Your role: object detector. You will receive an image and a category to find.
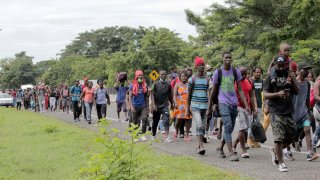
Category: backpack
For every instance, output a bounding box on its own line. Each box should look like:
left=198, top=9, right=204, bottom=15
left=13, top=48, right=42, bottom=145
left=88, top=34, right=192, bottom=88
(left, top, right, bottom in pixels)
left=212, top=67, right=238, bottom=104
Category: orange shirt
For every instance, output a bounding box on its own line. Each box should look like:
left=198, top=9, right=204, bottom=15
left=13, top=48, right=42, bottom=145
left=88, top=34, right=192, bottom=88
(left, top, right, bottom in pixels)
left=83, top=87, right=95, bottom=103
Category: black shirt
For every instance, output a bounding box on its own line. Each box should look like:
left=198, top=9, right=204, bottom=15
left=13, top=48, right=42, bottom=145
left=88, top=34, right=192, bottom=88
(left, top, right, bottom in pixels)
left=263, top=75, right=295, bottom=115
left=253, top=78, right=263, bottom=108
left=152, top=80, right=171, bottom=109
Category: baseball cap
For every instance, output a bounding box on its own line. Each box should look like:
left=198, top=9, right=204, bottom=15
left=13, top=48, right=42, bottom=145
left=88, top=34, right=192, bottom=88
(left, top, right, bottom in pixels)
left=75, top=79, right=80, bottom=82
left=274, top=55, right=286, bottom=64
left=298, top=62, right=311, bottom=70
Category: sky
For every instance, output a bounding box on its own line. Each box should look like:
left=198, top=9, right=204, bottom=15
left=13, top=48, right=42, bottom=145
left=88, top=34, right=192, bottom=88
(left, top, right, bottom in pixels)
left=0, top=0, right=223, bottom=62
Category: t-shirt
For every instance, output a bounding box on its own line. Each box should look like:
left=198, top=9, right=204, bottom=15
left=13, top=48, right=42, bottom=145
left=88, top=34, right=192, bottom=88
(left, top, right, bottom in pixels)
left=61, top=88, right=69, bottom=98
left=95, top=88, right=108, bottom=104
left=16, top=92, right=23, bottom=102
left=38, top=89, right=45, bottom=100
left=263, top=75, right=295, bottom=115
left=115, top=85, right=129, bottom=103
left=253, top=78, right=263, bottom=108
left=70, top=85, right=82, bottom=101
left=171, top=78, right=180, bottom=89
left=12, top=91, right=17, bottom=97
left=188, top=76, right=208, bottom=109
left=235, top=79, right=252, bottom=109
left=212, top=66, right=242, bottom=106
left=50, top=91, right=56, bottom=98
left=83, top=87, right=95, bottom=103
left=130, top=83, right=146, bottom=108
left=152, top=80, right=171, bottom=109
left=293, top=80, right=309, bottom=123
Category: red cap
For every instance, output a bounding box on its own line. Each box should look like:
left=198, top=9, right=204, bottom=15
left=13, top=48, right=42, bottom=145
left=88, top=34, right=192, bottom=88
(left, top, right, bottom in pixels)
left=291, top=61, right=297, bottom=72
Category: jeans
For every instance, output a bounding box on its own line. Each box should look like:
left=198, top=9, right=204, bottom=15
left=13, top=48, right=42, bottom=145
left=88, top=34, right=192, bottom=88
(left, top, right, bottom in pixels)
left=84, top=101, right=93, bottom=121
left=132, top=106, right=148, bottom=134
left=72, top=101, right=80, bottom=119
left=38, top=98, right=44, bottom=112
left=191, top=108, right=207, bottom=136
left=82, top=101, right=87, bottom=120
left=152, top=106, right=170, bottom=136
left=96, top=103, right=107, bottom=120
left=219, top=103, right=238, bottom=143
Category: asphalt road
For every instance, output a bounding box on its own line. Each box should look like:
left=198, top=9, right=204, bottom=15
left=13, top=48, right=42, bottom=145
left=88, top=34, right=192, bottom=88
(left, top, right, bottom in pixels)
left=42, top=100, right=320, bottom=180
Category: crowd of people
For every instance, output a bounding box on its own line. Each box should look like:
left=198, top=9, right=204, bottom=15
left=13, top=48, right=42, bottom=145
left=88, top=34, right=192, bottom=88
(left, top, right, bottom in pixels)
left=4, top=42, right=320, bottom=172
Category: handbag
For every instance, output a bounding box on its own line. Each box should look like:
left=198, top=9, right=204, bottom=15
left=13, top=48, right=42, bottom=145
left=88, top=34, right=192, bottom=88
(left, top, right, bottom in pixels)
left=251, top=118, right=267, bottom=143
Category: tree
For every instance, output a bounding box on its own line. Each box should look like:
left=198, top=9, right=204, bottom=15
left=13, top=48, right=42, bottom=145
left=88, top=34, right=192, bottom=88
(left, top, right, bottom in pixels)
left=0, top=52, right=36, bottom=88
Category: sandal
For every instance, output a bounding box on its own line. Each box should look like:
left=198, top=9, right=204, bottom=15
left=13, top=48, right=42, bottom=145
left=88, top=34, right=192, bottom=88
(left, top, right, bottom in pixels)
left=241, top=152, right=250, bottom=158
left=196, top=148, right=206, bottom=155
left=173, top=132, right=178, bottom=140
left=184, top=136, right=192, bottom=142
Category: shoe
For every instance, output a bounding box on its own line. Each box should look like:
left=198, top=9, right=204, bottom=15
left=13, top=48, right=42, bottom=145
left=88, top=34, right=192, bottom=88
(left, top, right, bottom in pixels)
left=216, top=148, right=226, bottom=158
left=74, top=119, right=77, bottom=122
left=179, top=134, right=184, bottom=138
left=278, top=163, right=288, bottom=172
left=189, top=132, right=193, bottom=136
left=161, top=131, right=166, bottom=134
left=164, top=137, right=173, bottom=143
left=202, top=136, right=209, bottom=143
left=230, top=153, right=239, bottom=161
left=270, top=148, right=279, bottom=165
left=307, top=152, right=319, bottom=161
left=212, top=130, right=218, bottom=136
left=173, top=132, right=178, bottom=140
left=147, top=126, right=152, bottom=131
left=151, top=136, right=156, bottom=141
left=184, top=136, right=192, bottom=142
left=247, top=138, right=261, bottom=148
left=299, top=140, right=303, bottom=148
left=284, top=151, right=295, bottom=161
left=140, top=135, right=147, bottom=142
left=125, top=118, right=129, bottom=121
left=233, top=148, right=237, bottom=153
left=241, top=152, right=250, bottom=158
left=196, top=148, right=206, bottom=155
left=88, top=120, right=91, bottom=124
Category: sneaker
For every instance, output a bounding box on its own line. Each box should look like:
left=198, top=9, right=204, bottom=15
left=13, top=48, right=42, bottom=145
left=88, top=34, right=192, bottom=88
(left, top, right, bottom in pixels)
left=189, top=132, right=193, bottom=136
left=164, top=137, right=173, bottom=143
left=196, top=148, right=206, bottom=155
left=307, top=152, right=319, bottom=161
left=161, top=131, right=166, bottom=134
left=88, top=120, right=91, bottom=124
left=284, top=151, right=295, bottom=161
left=179, top=134, right=184, bottom=138
left=74, top=119, right=77, bottom=122
left=202, top=136, right=209, bottom=143
left=241, top=152, right=250, bottom=158
left=216, top=148, right=226, bottom=158
left=230, top=153, right=239, bottom=161
left=151, top=136, right=156, bottom=141
left=140, top=135, right=147, bottom=142
left=278, top=163, right=288, bottom=172
left=270, top=148, right=279, bottom=165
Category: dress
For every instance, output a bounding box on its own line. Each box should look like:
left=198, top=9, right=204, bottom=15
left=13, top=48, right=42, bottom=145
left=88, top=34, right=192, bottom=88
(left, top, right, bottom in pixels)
left=173, top=83, right=191, bottom=120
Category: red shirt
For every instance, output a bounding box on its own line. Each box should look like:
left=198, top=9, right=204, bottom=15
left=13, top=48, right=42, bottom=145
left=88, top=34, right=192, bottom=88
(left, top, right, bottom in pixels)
left=235, top=79, right=253, bottom=108
left=171, top=77, right=180, bottom=89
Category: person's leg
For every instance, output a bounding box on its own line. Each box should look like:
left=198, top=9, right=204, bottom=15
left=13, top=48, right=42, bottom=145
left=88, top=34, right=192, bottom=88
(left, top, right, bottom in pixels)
left=132, top=107, right=141, bottom=129
left=152, top=110, right=161, bottom=137
left=185, top=119, right=191, bottom=138
left=122, top=102, right=128, bottom=121
left=96, top=104, right=102, bottom=120
left=304, top=125, right=312, bottom=152
left=82, top=101, right=87, bottom=120
left=192, top=108, right=205, bottom=152
left=140, top=107, right=148, bottom=134
left=180, top=120, right=185, bottom=136
left=161, top=107, right=170, bottom=138
left=101, top=104, right=107, bottom=119
left=274, top=142, right=284, bottom=164
left=263, top=112, right=270, bottom=132
left=116, top=102, right=121, bottom=119
left=175, top=119, right=181, bottom=135
left=72, top=101, right=77, bottom=120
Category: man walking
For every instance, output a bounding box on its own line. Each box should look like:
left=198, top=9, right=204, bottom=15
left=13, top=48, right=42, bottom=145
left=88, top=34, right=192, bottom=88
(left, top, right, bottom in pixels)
left=151, top=70, right=173, bottom=142
left=207, top=51, right=249, bottom=161
left=70, top=80, right=82, bottom=121
left=95, top=79, right=111, bottom=121
left=264, top=55, right=299, bottom=172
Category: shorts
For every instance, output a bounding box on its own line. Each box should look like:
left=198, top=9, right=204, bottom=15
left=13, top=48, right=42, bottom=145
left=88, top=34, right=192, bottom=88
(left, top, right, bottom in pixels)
left=117, top=102, right=127, bottom=112
left=296, top=118, right=311, bottom=129
left=62, top=97, right=70, bottom=106
left=270, top=114, right=296, bottom=144
left=235, top=107, right=253, bottom=131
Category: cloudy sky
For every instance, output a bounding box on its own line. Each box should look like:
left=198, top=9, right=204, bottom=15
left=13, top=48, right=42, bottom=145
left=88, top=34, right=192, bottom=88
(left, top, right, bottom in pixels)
left=0, top=0, right=223, bottom=62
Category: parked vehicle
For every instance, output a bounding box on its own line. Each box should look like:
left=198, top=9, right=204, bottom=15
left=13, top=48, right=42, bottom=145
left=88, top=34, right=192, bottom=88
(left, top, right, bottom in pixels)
left=0, top=93, right=14, bottom=107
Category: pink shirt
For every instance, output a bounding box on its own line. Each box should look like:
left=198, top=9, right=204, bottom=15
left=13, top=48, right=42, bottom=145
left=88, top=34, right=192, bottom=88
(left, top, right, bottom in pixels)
left=83, top=87, right=95, bottom=103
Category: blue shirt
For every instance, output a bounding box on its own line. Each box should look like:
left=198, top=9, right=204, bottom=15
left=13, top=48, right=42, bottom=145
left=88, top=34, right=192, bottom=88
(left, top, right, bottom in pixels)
left=130, top=84, right=146, bottom=108
left=70, top=85, right=82, bottom=102
left=116, top=85, right=129, bottom=103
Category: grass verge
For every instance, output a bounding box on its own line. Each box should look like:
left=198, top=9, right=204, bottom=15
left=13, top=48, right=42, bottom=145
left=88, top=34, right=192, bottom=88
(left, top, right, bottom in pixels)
left=0, top=108, right=248, bottom=180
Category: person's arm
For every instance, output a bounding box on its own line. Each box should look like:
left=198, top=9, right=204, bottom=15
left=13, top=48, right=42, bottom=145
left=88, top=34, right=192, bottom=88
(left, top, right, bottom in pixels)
left=145, top=89, right=149, bottom=112
left=290, top=78, right=299, bottom=95
left=168, top=85, right=174, bottom=110
left=106, top=90, right=110, bottom=105
left=150, top=83, right=157, bottom=112
left=250, top=86, right=258, bottom=116
left=173, top=83, right=178, bottom=108
left=80, top=89, right=85, bottom=100
left=263, top=76, right=285, bottom=99
left=187, top=78, right=193, bottom=116
left=129, top=90, right=135, bottom=113
left=207, top=84, right=218, bottom=115
left=314, top=78, right=320, bottom=102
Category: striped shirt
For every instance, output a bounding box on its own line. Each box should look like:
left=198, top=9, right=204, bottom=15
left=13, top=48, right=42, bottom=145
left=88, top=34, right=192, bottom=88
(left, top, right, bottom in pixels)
left=188, top=76, right=209, bottom=109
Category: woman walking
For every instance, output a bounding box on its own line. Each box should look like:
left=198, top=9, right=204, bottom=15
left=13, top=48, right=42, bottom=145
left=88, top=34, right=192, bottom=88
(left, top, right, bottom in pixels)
left=173, top=71, right=192, bottom=141
left=80, top=81, right=95, bottom=124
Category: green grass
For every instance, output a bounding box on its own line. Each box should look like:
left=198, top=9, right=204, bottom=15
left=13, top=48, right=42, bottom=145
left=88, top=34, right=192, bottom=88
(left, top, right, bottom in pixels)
left=0, top=108, right=248, bottom=180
